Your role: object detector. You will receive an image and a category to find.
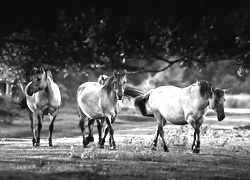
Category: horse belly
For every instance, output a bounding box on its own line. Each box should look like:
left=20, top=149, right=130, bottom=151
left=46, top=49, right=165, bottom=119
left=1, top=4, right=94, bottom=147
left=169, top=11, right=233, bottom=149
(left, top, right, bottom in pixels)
left=149, top=88, right=187, bottom=125
left=78, top=92, right=103, bottom=119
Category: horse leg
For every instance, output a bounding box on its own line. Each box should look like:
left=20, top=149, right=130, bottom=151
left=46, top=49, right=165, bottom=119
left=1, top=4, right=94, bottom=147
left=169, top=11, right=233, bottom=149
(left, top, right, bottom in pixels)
left=109, top=115, right=116, bottom=147
left=100, top=117, right=116, bottom=149
left=97, top=120, right=104, bottom=145
left=86, top=119, right=95, bottom=144
left=36, top=114, right=43, bottom=146
left=78, top=107, right=88, bottom=148
left=48, top=111, right=58, bottom=146
left=191, top=131, right=197, bottom=151
left=188, top=116, right=203, bottom=153
left=154, top=112, right=169, bottom=152
left=99, top=123, right=109, bottom=149
left=192, top=129, right=200, bottom=153
left=29, top=111, right=37, bottom=146
left=152, top=125, right=159, bottom=151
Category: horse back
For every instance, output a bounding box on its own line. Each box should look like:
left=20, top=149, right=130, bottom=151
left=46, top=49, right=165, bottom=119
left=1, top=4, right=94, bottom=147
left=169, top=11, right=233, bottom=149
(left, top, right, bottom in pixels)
left=148, top=86, right=186, bottom=125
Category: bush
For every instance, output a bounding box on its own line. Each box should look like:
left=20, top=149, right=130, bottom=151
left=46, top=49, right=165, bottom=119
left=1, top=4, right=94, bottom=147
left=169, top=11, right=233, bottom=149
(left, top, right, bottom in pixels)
left=225, top=94, right=250, bottom=109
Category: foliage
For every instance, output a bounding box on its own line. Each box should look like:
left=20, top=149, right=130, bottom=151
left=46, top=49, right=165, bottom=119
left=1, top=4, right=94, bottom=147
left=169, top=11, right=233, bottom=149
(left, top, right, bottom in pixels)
left=1, top=0, right=250, bottom=79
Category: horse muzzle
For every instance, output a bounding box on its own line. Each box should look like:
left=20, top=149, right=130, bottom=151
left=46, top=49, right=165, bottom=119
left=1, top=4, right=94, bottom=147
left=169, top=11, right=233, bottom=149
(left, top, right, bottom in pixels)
left=217, top=114, right=225, bottom=121
left=117, top=94, right=123, bottom=100
left=27, top=88, right=34, bottom=96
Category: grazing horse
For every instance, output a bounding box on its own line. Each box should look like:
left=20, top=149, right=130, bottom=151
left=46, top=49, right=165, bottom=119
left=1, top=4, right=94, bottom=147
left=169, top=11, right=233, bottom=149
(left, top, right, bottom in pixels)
left=20, top=68, right=61, bottom=146
left=134, top=80, right=226, bottom=153
left=77, top=70, right=142, bottom=149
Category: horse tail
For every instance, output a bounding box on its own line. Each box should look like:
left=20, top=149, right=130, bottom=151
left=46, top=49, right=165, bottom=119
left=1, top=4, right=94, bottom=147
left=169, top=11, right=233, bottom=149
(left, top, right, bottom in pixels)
left=134, top=90, right=154, bottom=117
left=124, top=86, right=143, bottom=99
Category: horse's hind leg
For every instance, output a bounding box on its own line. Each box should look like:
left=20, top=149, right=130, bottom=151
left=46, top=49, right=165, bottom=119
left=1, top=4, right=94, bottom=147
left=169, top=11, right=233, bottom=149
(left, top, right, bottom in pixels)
left=78, top=107, right=88, bottom=148
left=97, top=120, right=104, bottom=145
left=152, top=126, right=159, bottom=150
left=154, top=111, right=169, bottom=152
left=48, top=110, right=58, bottom=146
left=86, top=119, right=95, bottom=144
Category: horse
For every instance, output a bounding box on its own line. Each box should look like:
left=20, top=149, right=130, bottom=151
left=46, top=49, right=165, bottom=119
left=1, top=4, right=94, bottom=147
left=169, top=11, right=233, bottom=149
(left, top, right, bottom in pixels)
left=19, top=67, right=61, bottom=146
left=134, top=80, right=226, bottom=153
left=86, top=74, right=122, bottom=146
left=77, top=70, right=142, bottom=149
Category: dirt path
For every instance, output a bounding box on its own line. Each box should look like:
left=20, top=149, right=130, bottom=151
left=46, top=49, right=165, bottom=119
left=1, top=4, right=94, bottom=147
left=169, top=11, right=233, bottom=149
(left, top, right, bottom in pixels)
left=0, top=107, right=250, bottom=179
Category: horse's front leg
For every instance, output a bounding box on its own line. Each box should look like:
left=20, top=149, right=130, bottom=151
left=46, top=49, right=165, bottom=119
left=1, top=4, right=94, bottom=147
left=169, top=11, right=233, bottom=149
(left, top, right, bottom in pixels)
left=36, top=114, right=43, bottom=146
left=29, top=111, right=37, bottom=146
left=192, top=129, right=200, bottom=153
left=48, top=110, right=58, bottom=146
left=100, top=117, right=117, bottom=150
left=188, top=116, right=202, bottom=153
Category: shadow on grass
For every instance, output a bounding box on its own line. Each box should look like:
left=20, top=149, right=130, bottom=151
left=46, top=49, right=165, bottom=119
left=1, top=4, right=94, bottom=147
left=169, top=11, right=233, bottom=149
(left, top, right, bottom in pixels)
left=0, top=171, right=105, bottom=180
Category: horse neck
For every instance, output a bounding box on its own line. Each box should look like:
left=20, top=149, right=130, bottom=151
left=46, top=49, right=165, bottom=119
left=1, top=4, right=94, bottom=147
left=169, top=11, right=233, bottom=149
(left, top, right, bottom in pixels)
left=44, top=76, right=56, bottom=96
left=189, top=85, right=210, bottom=109
left=102, top=76, right=118, bottom=104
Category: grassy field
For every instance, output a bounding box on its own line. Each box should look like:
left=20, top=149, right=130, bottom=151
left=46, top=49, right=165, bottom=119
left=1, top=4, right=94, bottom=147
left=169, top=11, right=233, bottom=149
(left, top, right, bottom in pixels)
left=0, top=103, right=250, bottom=180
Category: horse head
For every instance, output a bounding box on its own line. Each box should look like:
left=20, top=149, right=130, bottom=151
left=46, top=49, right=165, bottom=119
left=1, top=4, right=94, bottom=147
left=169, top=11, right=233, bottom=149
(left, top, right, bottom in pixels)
left=26, top=67, right=47, bottom=96
left=112, top=70, right=127, bottom=100
left=98, top=75, right=109, bottom=85
left=210, top=88, right=226, bottom=121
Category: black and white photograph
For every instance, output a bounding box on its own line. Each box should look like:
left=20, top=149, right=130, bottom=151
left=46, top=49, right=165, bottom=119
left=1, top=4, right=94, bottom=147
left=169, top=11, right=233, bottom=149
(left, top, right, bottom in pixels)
left=0, top=1, right=249, bottom=179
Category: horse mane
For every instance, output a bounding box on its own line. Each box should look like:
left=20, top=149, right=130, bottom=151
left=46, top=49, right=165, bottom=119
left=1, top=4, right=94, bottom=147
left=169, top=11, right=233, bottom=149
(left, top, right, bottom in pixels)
left=45, top=69, right=53, bottom=81
left=196, top=80, right=215, bottom=98
left=102, top=75, right=115, bottom=94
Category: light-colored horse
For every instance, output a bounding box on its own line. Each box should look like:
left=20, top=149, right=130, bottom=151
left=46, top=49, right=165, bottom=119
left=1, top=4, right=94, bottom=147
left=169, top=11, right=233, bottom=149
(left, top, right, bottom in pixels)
left=134, top=80, right=226, bottom=153
left=77, top=70, right=127, bottom=149
left=86, top=74, right=122, bottom=146
left=21, top=68, right=61, bottom=146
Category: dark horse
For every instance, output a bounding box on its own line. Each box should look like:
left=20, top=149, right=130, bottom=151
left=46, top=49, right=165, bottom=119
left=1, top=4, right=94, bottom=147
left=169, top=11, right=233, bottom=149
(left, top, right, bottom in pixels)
left=134, top=80, right=226, bottom=153
left=19, top=68, right=61, bottom=146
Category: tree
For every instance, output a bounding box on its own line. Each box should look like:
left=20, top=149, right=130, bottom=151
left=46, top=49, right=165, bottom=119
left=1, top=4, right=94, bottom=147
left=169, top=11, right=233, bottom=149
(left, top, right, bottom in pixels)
left=1, top=0, right=250, bottom=80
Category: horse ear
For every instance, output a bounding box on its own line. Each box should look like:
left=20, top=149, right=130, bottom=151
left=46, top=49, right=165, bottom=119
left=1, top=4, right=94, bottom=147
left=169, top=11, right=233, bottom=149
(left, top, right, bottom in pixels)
left=123, top=69, right=127, bottom=76
left=40, top=67, right=44, bottom=73
left=113, top=70, right=117, bottom=76
left=223, top=89, right=229, bottom=93
left=211, top=87, right=215, bottom=94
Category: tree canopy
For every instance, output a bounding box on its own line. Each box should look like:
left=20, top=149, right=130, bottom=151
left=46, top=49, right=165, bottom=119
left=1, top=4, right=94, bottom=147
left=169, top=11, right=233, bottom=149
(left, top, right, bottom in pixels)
left=1, top=0, right=250, bottom=80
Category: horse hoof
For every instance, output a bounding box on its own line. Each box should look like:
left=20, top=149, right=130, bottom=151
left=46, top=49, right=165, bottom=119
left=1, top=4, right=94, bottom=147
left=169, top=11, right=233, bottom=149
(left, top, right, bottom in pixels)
left=151, top=146, right=157, bottom=151
left=99, top=144, right=104, bottom=149
left=86, top=136, right=94, bottom=144
left=192, top=148, right=200, bottom=153
left=164, top=148, right=169, bottom=152
left=36, top=143, right=40, bottom=147
left=109, top=146, right=117, bottom=150
left=49, top=143, right=53, bottom=147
